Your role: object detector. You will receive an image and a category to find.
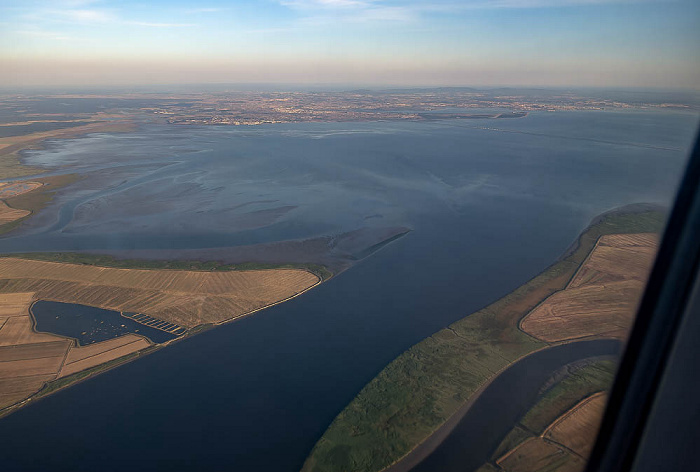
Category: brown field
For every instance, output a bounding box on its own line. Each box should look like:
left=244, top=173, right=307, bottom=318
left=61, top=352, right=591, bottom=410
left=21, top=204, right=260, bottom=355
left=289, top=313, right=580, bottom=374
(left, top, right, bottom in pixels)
left=59, top=335, right=151, bottom=378
left=0, top=341, right=73, bottom=363
left=0, top=256, right=321, bottom=411
left=497, top=437, right=585, bottom=472
left=568, top=234, right=659, bottom=288
left=0, top=374, right=57, bottom=410
left=496, top=392, right=608, bottom=472
left=0, top=293, right=72, bottom=409
left=0, top=258, right=320, bottom=327
left=544, top=392, right=608, bottom=458
left=0, top=292, right=152, bottom=411
left=521, top=234, right=658, bottom=342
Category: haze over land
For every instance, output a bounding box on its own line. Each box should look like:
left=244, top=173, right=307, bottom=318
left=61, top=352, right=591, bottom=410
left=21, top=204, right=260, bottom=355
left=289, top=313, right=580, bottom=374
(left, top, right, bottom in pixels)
left=1, top=0, right=699, bottom=89
left=0, top=85, right=696, bottom=471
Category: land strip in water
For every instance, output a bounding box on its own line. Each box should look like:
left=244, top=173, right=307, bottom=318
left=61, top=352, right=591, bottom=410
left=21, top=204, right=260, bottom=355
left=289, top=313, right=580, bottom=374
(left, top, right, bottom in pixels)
left=0, top=257, right=325, bottom=417
left=301, top=208, right=663, bottom=472
left=479, top=359, right=616, bottom=472
left=0, top=292, right=152, bottom=413
left=521, top=233, right=658, bottom=342
left=0, top=257, right=320, bottom=328
left=493, top=391, right=608, bottom=472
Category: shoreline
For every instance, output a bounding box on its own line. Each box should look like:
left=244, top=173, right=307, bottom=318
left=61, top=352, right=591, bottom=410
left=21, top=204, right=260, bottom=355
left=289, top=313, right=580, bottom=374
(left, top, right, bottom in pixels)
left=383, top=341, right=620, bottom=472
left=381, top=343, right=556, bottom=472
left=0, top=262, right=325, bottom=420
left=0, top=227, right=408, bottom=420
left=301, top=207, right=665, bottom=472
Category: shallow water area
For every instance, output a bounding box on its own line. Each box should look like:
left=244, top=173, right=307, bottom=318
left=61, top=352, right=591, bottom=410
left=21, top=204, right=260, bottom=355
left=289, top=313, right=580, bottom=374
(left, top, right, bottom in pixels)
left=32, top=300, right=177, bottom=345
left=0, top=110, right=697, bottom=471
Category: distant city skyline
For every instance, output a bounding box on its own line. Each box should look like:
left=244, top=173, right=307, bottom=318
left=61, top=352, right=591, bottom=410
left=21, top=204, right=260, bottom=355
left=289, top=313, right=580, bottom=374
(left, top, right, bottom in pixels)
left=1, top=0, right=699, bottom=89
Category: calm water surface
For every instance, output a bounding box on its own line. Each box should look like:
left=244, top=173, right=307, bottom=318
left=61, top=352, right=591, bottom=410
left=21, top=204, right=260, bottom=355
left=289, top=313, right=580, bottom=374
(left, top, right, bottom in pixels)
left=409, top=340, right=621, bottom=472
left=0, top=110, right=697, bottom=471
left=32, top=301, right=177, bottom=345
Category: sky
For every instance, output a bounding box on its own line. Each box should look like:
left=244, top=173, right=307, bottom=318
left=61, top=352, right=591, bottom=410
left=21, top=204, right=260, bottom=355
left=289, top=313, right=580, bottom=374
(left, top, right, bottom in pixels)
left=1, top=0, right=699, bottom=89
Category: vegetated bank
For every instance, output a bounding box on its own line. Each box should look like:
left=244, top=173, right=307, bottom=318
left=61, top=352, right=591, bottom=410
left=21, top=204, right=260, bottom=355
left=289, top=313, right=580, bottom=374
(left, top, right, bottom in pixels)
left=478, top=358, right=616, bottom=472
left=301, top=206, right=665, bottom=472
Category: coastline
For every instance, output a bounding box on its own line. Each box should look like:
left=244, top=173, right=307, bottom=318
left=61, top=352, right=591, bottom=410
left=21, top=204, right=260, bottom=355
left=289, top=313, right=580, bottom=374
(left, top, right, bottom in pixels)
left=381, top=343, right=557, bottom=472
left=301, top=207, right=665, bottom=472
left=0, top=262, right=326, bottom=420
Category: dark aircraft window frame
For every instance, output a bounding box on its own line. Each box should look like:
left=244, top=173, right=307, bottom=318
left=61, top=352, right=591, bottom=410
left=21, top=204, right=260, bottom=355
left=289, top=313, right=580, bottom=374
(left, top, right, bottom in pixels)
left=587, top=128, right=700, bottom=472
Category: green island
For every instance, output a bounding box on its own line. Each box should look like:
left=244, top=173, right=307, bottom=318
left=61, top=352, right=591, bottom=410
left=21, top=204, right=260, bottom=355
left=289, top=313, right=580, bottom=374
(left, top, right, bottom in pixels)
left=301, top=209, right=665, bottom=472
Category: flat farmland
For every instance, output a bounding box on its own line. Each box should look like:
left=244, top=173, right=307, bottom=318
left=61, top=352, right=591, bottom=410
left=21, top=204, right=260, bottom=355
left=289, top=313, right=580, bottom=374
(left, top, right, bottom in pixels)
left=544, top=392, right=608, bottom=458
left=497, top=437, right=585, bottom=472
left=0, top=341, right=73, bottom=362
left=59, top=335, right=151, bottom=378
left=0, top=256, right=322, bottom=413
left=0, top=293, right=72, bottom=409
left=520, top=233, right=658, bottom=342
left=0, top=355, right=68, bottom=379
left=0, top=292, right=152, bottom=412
left=568, top=234, right=659, bottom=288
left=0, top=316, right=66, bottom=346
left=0, top=374, right=57, bottom=410
left=0, top=258, right=320, bottom=327
left=495, top=392, right=608, bottom=472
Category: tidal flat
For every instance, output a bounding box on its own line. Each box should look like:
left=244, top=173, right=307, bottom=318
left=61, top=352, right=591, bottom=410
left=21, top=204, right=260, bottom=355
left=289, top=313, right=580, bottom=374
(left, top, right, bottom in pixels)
left=0, top=109, right=697, bottom=471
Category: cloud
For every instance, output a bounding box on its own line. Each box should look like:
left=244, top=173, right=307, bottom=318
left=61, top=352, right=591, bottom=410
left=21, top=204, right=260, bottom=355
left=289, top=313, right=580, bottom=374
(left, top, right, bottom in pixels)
left=281, top=0, right=417, bottom=23
left=17, top=29, right=76, bottom=41
left=465, top=0, right=656, bottom=7
left=56, top=8, right=115, bottom=23
left=281, top=0, right=669, bottom=14
left=18, top=4, right=196, bottom=29
left=281, top=0, right=372, bottom=8
left=54, top=0, right=104, bottom=7
left=183, top=7, right=228, bottom=13
left=126, top=21, right=195, bottom=28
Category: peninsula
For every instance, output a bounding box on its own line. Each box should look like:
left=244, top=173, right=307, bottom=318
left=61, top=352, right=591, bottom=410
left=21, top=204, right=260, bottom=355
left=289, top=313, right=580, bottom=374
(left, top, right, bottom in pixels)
left=301, top=208, right=664, bottom=472
left=0, top=258, right=323, bottom=418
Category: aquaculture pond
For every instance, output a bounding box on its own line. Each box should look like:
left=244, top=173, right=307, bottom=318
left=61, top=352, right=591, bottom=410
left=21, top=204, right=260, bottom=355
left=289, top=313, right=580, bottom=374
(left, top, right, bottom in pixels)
left=32, top=301, right=178, bottom=345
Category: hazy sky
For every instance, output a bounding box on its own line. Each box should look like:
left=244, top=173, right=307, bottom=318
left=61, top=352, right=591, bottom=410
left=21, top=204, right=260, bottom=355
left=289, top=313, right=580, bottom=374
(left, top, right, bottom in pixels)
left=1, top=0, right=699, bottom=89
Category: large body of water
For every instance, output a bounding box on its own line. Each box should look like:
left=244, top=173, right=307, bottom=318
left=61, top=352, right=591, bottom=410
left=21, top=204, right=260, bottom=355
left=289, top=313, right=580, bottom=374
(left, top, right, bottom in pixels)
left=0, top=110, right=697, bottom=471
